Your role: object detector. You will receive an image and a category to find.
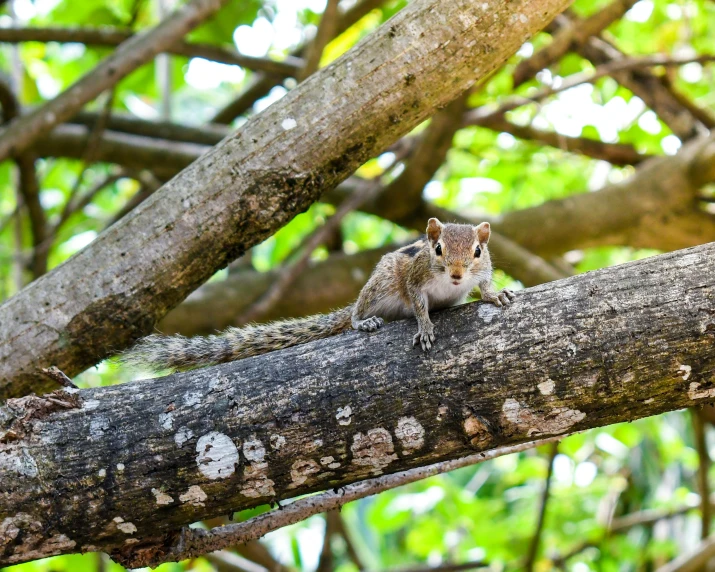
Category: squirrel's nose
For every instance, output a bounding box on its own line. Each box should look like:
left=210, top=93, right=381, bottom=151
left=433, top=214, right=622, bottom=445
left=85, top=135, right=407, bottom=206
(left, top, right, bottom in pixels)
left=450, top=272, right=462, bottom=280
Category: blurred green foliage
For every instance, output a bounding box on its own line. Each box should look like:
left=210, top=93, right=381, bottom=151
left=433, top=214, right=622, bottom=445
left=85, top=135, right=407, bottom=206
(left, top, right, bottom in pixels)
left=1, top=0, right=714, bottom=570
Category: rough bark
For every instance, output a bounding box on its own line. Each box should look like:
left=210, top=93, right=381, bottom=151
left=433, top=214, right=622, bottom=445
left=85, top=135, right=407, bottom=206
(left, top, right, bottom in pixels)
left=0, top=0, right=572, bottom=400
left=1, top=242, right=714, bottom=566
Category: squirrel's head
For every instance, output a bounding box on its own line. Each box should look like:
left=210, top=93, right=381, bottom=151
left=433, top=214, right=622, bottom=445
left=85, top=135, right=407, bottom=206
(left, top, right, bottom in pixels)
left=426, top=218, right=491, bottom=285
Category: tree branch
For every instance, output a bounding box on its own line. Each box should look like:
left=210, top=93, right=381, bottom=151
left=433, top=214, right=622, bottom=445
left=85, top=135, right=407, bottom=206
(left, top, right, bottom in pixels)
left=298, top=0, right=341, bottom=82
left=0, top=26, right=303, bottom=77
left=692, top=410, right=711, bottom=539
left=1, top=242, right=713, bottom=566
left=512, top=0, right=638, bottom=88
left=0, top=0, right=572, bottom=398
left=210, top=0, right=387, bottom=124
left=524, top=442, right=558, bottom=572
left=474, top=113, right=651, bottom=166
left=0, top=0, right=227, bottom=163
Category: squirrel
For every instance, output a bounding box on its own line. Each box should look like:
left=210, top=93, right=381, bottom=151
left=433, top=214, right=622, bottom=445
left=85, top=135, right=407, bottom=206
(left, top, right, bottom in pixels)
left=122, top=217, right=515, bottom=371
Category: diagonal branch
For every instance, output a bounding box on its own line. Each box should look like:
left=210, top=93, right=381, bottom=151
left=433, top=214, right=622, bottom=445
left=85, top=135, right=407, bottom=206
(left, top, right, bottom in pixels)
left=0, top=0, right=572, bottom=399
left=298, top=0, right=341, bottom=82
left=0, top=26, right=303, bottom=77
left=210, top=0, right=387, bottom=124
left=524, top=442, right=559, bottom=572
left=0, top=0, right=228, bottom=163
left=512, top=0, right=638, bottom=88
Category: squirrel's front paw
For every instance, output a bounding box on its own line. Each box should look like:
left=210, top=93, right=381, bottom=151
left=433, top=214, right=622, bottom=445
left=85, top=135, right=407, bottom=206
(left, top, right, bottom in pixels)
left=413, top=326, right=435, bottom=351
left=357, top=316, right=384, bottom=332
left=484, top=288, right=516, bottom=308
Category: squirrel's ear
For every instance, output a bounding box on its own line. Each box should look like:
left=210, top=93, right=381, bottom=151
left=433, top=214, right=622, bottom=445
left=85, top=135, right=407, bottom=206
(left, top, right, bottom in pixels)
left=476, top=222, right=491, bottom=245
left=426, top=218, right=443, bottom=243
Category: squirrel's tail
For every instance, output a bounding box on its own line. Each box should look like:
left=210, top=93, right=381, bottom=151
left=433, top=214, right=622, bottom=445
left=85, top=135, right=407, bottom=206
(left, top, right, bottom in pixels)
left=122, top=306, right=353, bottom=372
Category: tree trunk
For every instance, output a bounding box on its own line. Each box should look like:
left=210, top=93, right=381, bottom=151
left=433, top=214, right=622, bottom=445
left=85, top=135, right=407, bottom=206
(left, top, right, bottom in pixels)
left=1, top=242, right=713, bottom=566
left=0, top=0, right=571, bottom=400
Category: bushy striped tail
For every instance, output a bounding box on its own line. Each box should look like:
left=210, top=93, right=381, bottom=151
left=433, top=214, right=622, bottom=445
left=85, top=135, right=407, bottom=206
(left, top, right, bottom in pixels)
left=121, top=306, right=353, bottom=372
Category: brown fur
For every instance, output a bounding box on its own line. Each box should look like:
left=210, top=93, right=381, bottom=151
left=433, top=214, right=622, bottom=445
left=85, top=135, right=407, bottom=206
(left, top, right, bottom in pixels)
left=122, top=219, right=515, bottom=372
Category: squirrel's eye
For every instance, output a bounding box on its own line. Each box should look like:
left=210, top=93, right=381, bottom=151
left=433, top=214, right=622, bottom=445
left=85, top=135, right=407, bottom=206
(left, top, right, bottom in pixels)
left=435, top=244, right=442, bottom=256
left=474, top=246, right=481, bottom=258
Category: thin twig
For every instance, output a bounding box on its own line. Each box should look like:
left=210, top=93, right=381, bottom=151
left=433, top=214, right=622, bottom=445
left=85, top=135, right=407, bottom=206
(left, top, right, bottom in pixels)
left=235, top=148, right=409, bottom=326
left=334, top=510, right=365, bottom=570
left=210, top=0, right=386, bottom=123
left=129, top=436, right=564, bottom=568
left=465, top=53, right=715, bottom=126
left=39, top=366, right=79, bottom=390
left=0, top=27, right=302, bottom=77
left=692, top=410, right=711, bottom=539
left=316, top=510, right=340, bottom=572
left=299, top=0, right=341, bottom=81
left=513, top=0, right=638, bottom=88
left=524, top=441, right=559, bottom=572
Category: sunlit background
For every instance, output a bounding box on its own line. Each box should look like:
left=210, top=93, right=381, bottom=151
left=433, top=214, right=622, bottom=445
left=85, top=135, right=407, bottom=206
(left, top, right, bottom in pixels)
left=1, top=0, right=714, bottom=570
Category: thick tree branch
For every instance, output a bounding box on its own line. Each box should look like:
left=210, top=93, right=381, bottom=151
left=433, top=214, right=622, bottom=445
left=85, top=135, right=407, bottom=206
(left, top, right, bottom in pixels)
left=0, top=0, right=571, bottom=398
left=1, top=242, right=713, bottom=566
left=0, top=0, right=227, bottom=163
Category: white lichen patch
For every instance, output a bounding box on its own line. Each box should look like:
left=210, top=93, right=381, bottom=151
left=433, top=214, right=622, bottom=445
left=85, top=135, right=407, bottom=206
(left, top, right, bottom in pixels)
left=478, top=304, right=500, bottom=323
left=196, top=432, right=238, bottom=480
left=394, top=417, right=425, bottom=455
left=502, top=398, right=585, bottom=437
left=336, top=405, right=352, bottom=426
left=243, top=436, right=266, bottom=462
left=289, top=459, right=321, bottom=488
left=537, top=379, right=555, bottom=396
left=175, top=426, right=194, bottom=448
left=179, top=485, right=207, bottom=507
left=281, top=117, right=297, bottom=130
left=321, top=456, right=340, bottom=469
left=351, top=428, right=397, bottom=474
left=270, top=434, right=286, bottom=450
left=241, top=462, right=276, bottom=498
left=437, top=405, right=449, bottom=421
left=83, top=399, right=100, bottom=411
left=117, top=522, right=137, bottom=535
left=159, top=412, right=174, bottom=430
left=183, top=391, right=202, bottom=408
left=151, top=488, right=174, bottom=506
left=98, top=469, right=106, bottom=478
left=689, top=382, right=715, bottom=400
left=679, top=364, right=692, bottom=381
left=0, top=449, right=38, bottom=478
left=116, top=463, right=125, bottom=472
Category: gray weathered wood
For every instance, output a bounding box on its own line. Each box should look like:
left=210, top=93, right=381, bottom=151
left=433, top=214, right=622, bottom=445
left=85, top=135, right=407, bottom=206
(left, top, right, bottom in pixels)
left=1, top=242, right=713, bottom=566
left=0, top=0, right=570, bottom=400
